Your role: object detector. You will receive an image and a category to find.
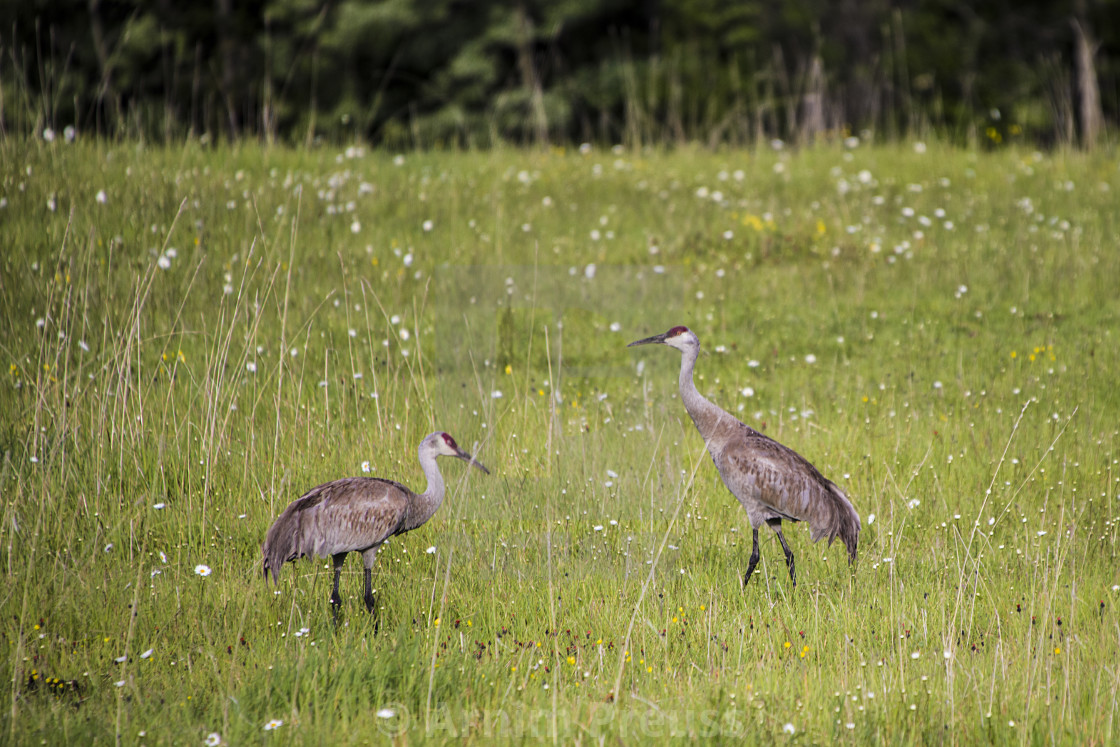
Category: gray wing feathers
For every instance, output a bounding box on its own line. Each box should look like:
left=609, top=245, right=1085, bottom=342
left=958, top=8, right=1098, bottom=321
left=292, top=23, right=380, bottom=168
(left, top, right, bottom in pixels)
left=261, top=478, right=411, bottom=584
left=718, top=435, right=861, bottom=562
left=806, top=481, right=860, bottom=562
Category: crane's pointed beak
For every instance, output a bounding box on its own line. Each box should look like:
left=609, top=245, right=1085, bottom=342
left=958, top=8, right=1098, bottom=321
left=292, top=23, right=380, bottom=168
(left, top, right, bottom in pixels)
left=627, top=332, right=667, bottom=348
left=456, top=448, right=490, bottom=475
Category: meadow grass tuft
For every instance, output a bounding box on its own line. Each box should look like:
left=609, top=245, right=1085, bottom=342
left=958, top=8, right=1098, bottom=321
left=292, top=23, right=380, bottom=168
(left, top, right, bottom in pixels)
left=2, top=138, right=1119, bottom=743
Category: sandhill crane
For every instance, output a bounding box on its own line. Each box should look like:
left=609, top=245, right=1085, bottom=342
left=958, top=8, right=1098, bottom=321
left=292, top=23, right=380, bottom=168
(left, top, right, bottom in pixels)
left=262, top=431, right=489, bottom=613
left=628, top=326, right=859, bottom=587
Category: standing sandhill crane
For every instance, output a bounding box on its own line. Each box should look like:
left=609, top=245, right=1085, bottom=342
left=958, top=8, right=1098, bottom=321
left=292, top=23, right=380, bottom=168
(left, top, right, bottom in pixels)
left=628, top=326, right=859, bottom=587
left=262, top=432, right=489, bottom=613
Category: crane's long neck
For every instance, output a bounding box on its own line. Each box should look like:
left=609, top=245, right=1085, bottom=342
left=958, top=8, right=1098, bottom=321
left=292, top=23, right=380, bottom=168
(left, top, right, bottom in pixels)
left=405, top=447, right=446, bottom=532
left=677, top=345, right=729, bottom=443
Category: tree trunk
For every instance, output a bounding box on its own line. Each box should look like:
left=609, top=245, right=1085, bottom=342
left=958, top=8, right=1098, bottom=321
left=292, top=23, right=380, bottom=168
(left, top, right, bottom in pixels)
left=215, top=0, right=240, bottom=137
left=773, top=45, right=795, bottom=140
left=891, top=8, right=911, bottom=138
left=88, top=0, right=117, bottom=131
left=1071, top=17, right=1103, bottom=149
left=516, top=3, right=548, bottom=147
left=801, top=55, right=825, bottom=144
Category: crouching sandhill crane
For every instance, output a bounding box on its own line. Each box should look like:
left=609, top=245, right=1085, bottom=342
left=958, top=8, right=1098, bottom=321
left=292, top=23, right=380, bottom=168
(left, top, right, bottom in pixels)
left=262, top=432, right=488, bottom=613
left=628, top=326, right=859, bottom=587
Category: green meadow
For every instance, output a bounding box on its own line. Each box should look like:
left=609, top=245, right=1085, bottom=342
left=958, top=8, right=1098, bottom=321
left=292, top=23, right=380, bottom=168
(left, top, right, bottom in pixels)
left=2, top=137, right=1119, bottom=744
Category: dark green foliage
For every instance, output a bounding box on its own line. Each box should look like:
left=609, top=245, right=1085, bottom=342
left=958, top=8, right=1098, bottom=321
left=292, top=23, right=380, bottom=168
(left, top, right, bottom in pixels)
left=1, top=0, right=1118, bottom=144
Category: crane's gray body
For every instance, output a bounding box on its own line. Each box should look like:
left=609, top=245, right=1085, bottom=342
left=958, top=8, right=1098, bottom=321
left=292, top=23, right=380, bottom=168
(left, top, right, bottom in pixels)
left=261, top=432, right=488, bottom=612
left=629, top=326, right=859, bottom=586
left=689, top=404, right=859, bottom=553
left=262, top=476, right=424, bottom=582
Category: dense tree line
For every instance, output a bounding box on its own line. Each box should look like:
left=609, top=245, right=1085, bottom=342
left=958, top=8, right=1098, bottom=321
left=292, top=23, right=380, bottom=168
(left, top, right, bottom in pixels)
left=2, top=0, right=1116, bottom=147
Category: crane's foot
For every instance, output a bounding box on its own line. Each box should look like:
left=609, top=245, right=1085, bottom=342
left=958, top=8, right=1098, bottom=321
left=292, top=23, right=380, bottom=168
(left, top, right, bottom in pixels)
left=364, top=592, right=377, bottom=614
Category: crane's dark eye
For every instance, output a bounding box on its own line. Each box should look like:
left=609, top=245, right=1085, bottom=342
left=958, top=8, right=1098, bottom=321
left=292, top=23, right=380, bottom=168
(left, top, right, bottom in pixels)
left=441, top=433, right=457, bottom=449
left=667, top=325, right=689, bottom=337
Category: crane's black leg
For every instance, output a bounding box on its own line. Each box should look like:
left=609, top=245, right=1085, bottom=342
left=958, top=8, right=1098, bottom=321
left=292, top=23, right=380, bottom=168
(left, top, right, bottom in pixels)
left=770, top=521, right=796, bottom=587
left=359, top=547, right=382, bottom=631
left=743, top=527, right=761, bottom=586
left=363, top=567, right=381, bottom=635
left=330, top=554, right=346, bottom=622
left=363, top=568, right=377, bottom=613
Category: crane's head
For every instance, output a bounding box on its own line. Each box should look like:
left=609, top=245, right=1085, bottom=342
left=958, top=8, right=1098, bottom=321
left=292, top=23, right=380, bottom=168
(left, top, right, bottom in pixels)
left=429, top=432, right=490, bottom=474
left=627, top=325, right=699, bottom=354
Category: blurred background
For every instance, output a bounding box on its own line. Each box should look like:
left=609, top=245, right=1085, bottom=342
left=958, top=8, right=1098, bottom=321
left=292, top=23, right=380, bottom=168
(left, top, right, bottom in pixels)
left=2, top=0, right=1117, bottom=148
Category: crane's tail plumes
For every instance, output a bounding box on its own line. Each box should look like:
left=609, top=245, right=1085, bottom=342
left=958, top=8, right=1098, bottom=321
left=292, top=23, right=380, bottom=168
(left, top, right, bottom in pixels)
left=808, top=483, right=861, bottom=564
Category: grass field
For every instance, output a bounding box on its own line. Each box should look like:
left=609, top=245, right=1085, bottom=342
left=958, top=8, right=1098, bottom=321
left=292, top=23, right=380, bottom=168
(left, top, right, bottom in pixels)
left=2, top=136, right=1119, bottom=744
